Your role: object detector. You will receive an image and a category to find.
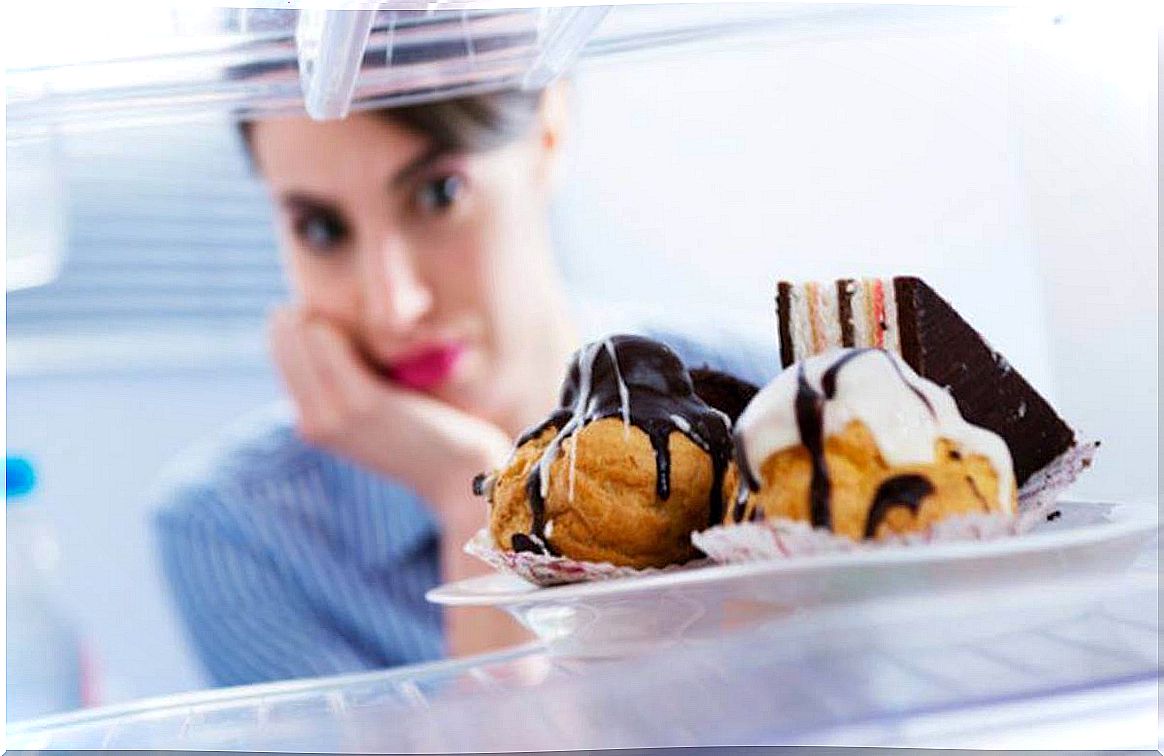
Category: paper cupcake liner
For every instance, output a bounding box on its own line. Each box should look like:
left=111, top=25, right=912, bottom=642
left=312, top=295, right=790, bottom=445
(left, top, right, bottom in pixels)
left=468, top=440, right=1100, bottom=582
left=693, top=439, right=1100, bottom=564
left=464, top=529, right=710, bottom=587
left=692, top=509, right=1032, bottom=564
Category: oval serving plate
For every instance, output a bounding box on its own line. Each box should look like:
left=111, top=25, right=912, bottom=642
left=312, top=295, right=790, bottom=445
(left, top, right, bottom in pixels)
left=427, top=501, right=1158, bottom=657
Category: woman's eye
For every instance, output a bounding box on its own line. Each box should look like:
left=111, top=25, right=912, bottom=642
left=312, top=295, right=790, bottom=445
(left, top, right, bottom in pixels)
left=293, top=212, right=348, bottom=252
left=415, top=174, right=463, bottom=214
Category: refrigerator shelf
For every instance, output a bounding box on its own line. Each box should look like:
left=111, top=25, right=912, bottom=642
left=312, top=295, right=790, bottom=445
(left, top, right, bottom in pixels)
left=9, top=538, right=1158, bottom=751
left=6, top=3, right=1016, bottom=135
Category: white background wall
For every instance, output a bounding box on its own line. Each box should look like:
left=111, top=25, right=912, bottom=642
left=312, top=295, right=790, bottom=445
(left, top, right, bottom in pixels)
left=6, top=6, right=1157, bottom=709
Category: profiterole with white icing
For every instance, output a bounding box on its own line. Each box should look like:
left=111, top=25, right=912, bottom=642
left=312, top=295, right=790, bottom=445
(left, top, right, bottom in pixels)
left=727, top=348, right=1018, bottom=540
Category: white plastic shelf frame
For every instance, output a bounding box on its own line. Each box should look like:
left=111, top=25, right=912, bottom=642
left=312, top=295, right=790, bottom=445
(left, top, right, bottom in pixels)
left=9, top=538, right=1158, bottom=751
left=6, top=3, right=1015, bottom=134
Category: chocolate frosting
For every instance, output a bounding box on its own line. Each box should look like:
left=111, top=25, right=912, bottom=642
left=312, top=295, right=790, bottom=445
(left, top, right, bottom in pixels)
left=864, top=474, right=934, bottom=538
left=511, top=335, right=734, bottom=555
left=689, top=367, right=760, bottom=424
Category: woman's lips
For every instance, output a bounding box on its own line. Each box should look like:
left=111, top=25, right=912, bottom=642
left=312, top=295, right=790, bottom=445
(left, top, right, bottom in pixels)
left=385, top=343, right=465, bottom=391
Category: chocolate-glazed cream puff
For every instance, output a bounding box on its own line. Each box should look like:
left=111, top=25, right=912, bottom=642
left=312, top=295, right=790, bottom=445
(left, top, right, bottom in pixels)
left=728, top=348, right=1017, bottom=540
left=475, top=335, right=736, bottom=569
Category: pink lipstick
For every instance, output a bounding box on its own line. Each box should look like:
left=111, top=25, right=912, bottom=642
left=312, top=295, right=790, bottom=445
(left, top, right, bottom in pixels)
left=386, top=343, right=465, bottom=391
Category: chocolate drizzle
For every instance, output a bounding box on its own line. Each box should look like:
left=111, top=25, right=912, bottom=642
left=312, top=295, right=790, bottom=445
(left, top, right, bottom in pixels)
left=837, top=279, right=856, bottom=347
left=820, top=349, right=870, bottom=399
left=735, top=349, right=950, bottom=537
left=794, top=364, right=832, bottom=529
left=821, top=348, right=935, bottom=419
left=513, top=335, right=734, bottom=555
left=731, top=440, right=760, bottom=523
left=471, top=472, right=490, bottom=497
left=864, top=474, right=934, bottom=538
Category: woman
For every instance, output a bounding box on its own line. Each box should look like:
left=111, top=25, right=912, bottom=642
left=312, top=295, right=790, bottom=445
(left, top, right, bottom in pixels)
left=155, top=82, right=774, bottom=688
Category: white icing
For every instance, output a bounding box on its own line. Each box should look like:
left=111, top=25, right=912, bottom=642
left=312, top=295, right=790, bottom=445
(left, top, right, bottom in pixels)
left=539, top=341, right=601, bottom=502
left=567, top=430, right=579, bottom=502
left=735, top=348, right=1015, bottom=511
left=668, top=412, right=716, bottom=451
left=604, top=338, right=631, bottom=440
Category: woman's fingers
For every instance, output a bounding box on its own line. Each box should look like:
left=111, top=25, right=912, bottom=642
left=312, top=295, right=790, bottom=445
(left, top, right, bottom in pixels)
left=267, top=306, right=512, bottom=504
left=269, top=307, right=331, bottom=429
left=272, top=309, right=406, bottom=448
left=269, top=308, right=367, bottom=444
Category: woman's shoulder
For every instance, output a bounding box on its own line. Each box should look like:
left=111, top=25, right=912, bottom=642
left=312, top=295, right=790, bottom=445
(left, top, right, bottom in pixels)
left=152, top=401, right=312, bottom=511
left=150, top=401, right=422, bottom=536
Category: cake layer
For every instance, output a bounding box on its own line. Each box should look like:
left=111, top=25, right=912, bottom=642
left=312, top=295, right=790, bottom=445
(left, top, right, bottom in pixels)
left=775, top=275, right=1077, bottom=485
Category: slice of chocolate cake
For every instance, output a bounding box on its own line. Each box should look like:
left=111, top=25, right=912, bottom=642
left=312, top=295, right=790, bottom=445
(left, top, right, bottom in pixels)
left=689, top=367, right=759, bottom=424
left=776, top=276, right=1076, bottom=485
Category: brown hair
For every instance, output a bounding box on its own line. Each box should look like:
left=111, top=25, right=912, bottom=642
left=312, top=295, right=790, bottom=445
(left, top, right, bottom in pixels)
left=238, top=89, right=544, bottom=165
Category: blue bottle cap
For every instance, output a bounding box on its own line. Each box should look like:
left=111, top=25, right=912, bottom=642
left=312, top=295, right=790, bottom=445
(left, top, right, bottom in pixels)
left=6, top=456, right=37, bottom=500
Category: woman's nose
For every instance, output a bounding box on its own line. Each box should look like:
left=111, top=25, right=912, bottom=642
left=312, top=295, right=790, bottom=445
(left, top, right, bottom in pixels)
left=360, top=236, right=433, bottom=335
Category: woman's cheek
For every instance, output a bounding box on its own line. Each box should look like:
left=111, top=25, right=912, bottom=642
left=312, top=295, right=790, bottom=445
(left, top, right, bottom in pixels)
left=288, top=252, right=363, bottom=327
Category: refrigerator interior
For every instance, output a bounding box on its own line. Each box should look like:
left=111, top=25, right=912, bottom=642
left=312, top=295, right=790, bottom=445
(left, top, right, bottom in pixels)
left=4, top=0, right=1159, bottom=743
left=7, top=544, right=1160, bottom=750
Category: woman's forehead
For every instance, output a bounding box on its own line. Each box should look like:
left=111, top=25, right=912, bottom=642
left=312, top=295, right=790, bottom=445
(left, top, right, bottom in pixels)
left=251, top=112, right=430, bottom=190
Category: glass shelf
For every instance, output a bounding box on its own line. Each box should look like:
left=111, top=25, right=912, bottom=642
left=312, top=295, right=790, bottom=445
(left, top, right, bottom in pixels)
left=9, top=538, right=1158, bottom=750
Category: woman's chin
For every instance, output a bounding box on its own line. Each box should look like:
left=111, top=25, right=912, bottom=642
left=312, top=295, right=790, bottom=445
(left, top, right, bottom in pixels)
left=427, top=350, right=489, bottom=405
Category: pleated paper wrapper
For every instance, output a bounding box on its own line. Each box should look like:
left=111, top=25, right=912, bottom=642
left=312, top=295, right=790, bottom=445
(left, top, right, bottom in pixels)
left=693, top=440, right=1099, bottom=564
left=467, top=440, right=1098, bottom=585
left=463, top=529, right=711, bottom=587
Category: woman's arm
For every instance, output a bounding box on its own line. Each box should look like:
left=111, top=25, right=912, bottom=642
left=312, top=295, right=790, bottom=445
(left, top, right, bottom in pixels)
left=269, top=308, right=532, bottom=657
left=156, top=494, right=384, bottom=686
left=438, top=502, right=532, bottom=657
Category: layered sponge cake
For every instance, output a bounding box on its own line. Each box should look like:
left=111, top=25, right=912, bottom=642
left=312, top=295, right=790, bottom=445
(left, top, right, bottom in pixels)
left=776, top=276, right=1077, bottom=485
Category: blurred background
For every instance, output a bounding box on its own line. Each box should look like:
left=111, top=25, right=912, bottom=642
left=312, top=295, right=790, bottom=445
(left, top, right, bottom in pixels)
left=5, top=3, right=1157, bottom=718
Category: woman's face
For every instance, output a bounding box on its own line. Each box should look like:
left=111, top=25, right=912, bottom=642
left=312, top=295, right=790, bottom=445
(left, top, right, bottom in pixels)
left=250, top=103, right=563, bottom=423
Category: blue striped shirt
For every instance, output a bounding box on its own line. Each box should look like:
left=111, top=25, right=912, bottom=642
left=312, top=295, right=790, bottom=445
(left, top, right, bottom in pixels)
left=153, top=324, right=776, bottom=687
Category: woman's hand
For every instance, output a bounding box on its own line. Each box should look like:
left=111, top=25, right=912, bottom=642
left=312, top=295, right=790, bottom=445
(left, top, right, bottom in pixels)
left=269, top=306, right=532, bottom=657
left=269, top=307, right=511, bottom=513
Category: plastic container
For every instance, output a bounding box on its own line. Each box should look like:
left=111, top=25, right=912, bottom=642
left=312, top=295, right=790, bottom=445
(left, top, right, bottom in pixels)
left=5, top=4, right=1013, bottom=133
left=5, top=132, right=67, bottom=291
left=6, top=456, right=90, bottom=722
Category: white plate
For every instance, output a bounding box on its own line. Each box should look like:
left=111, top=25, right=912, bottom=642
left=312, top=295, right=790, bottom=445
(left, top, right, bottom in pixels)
left=427, top=501, right=1158, bottom=657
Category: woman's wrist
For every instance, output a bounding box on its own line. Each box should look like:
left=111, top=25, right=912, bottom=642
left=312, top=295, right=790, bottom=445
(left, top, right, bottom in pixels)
left=424, top=430, right=509, bottom=504
left=430, top=461, right=495, bottom=576
left=440, top=497, right=488, bottom=543
left=438, top=505, right=491, bottom=584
